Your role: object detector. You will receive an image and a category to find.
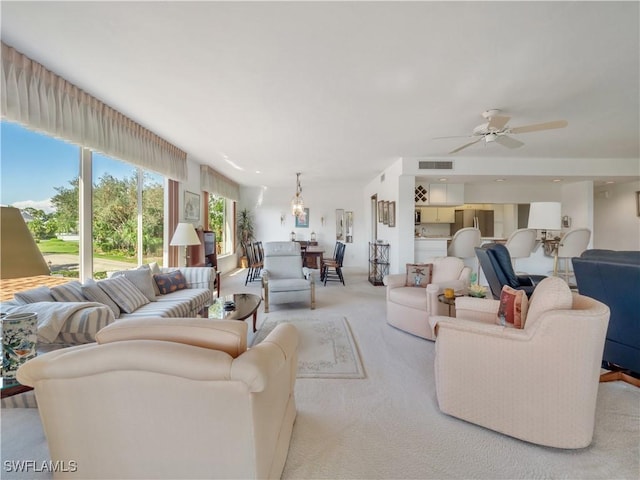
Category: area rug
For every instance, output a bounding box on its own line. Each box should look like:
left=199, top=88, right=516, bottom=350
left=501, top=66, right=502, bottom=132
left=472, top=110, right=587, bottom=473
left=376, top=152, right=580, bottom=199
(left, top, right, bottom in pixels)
left=251, top=316, right=365, bottom=379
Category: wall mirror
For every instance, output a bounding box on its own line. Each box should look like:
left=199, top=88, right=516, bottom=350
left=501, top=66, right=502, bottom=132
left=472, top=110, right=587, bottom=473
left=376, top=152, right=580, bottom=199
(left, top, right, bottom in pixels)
left=336, top=209, right=345, bottom=241
left=345, top=211, right=353, bottom=243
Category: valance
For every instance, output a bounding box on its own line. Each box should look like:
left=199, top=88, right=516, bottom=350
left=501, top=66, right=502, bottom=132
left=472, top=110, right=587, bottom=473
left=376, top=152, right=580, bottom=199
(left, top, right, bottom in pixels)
left=1, top=42, right=187, bottom=181
left=200, top=165, right=240, bottom=201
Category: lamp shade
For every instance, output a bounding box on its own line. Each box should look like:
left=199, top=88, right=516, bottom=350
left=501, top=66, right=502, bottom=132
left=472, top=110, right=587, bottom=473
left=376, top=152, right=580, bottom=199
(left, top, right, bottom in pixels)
left=170, top=223, right=201, bottom=247
left=1, top=207, right=51, bottom=279
left=528, top=202, right=562, bottom=230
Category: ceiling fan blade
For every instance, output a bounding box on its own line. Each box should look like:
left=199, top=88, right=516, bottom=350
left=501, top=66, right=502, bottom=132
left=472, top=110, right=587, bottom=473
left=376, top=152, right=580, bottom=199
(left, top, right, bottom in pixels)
left=494, top=135, right=524, bottom=149
left=433, top=135, right=472, bottom=140
left=510, top=120, right=568, bottom=134
left=449, top=137, right=483, bottom=154
left=487, top=115, right=510, bottom=131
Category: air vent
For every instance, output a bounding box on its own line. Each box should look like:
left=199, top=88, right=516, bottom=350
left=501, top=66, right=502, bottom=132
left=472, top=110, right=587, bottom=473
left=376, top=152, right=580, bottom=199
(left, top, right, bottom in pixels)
left=418, top=160, right=453, bottom=170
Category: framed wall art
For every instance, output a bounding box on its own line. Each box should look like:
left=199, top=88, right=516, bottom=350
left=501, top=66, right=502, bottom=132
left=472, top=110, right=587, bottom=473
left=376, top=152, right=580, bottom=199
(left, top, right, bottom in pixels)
left=382, top=201, right=389, bottom=225
left=295, top=208, right=310, bottom=228
left=388, top=201, right=396, bottom=227
left=184, top=191, right=200, bottom=221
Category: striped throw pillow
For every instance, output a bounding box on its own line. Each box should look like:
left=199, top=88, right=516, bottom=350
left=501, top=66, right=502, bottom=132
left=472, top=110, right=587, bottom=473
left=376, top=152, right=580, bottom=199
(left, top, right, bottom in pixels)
left=82, top=279, right=121, bottom=319
left=50, top=281, right=86, bottom=302
left=14, top=286, right=55, bottom=304
left=97, top=276, right=150, bottom=314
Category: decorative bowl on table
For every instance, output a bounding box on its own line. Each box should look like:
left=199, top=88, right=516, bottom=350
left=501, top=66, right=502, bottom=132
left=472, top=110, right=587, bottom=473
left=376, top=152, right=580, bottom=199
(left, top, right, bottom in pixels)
left=468, top=284, right=487, bottom=298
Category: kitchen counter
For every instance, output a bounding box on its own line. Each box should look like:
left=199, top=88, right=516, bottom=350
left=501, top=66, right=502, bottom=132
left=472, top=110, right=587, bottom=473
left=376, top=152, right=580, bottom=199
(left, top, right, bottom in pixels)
left=414, top=236, right=506, bottom=241
left=414, top=236, right=507, bottom=263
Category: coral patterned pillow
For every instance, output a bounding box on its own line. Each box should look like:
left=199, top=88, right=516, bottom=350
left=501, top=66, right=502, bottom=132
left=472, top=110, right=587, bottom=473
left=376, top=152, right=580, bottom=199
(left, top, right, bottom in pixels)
left=153, top=270, right=188, bottom=295
left=497, top=286, right=529, bottom=328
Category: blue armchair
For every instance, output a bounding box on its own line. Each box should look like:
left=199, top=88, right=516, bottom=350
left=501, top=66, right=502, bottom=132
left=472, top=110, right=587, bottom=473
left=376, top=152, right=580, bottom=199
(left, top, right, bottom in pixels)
left=572, top=249, right=640, bottom=381
left=475, top=243, right=547, bottom=299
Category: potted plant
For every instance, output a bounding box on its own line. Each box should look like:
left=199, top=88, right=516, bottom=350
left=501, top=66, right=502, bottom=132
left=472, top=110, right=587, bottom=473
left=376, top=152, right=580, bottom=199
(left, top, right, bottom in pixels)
left=236, top=208, right=255, bottom=268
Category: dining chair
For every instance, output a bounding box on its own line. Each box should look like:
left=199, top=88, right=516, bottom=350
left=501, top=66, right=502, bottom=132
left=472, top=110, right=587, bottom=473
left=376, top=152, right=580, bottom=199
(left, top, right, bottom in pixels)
left=321, top=242, right=346, bottom=286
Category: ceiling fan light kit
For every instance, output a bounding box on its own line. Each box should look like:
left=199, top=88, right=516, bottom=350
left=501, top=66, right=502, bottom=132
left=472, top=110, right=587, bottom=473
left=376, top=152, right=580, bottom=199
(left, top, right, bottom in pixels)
left=437, top=109, right=568, bottom=154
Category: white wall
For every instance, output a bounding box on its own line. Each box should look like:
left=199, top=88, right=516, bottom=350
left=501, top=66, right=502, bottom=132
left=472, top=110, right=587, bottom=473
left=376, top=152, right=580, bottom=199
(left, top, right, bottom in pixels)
left=363, top=159, right=414, bottom=275
left=239, top=180, right=368, bottom=267
left=172, top=157, right=639, bottom=275
left=560, top=181, right=594, bottom=246
left=594, top=180, right=640, bottom=250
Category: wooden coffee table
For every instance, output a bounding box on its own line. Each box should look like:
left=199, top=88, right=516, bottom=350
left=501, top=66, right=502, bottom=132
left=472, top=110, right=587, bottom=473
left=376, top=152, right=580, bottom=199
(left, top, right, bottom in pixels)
left=1, top=377, right=32, bottom=399
left=210, top=293, right=261, bottom=332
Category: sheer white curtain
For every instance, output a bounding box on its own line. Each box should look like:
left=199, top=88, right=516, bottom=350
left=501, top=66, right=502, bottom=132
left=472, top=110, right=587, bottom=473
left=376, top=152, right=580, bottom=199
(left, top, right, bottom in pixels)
left=200, top=165, right=240, bottom=201
left=1, top=42, right=187, bottom=181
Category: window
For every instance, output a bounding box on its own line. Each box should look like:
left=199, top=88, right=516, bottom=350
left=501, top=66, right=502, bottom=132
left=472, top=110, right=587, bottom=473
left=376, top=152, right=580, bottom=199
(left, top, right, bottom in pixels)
left=209, top=194, right=232, bottom=255
left=2, top=121, right=165, bottom=280
left=1, top=121, right=80, bottom=278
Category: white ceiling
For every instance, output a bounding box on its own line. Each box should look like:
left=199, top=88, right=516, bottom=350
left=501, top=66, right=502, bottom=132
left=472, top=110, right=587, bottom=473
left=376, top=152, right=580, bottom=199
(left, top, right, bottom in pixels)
left=1, top=1, right=639, bottom=189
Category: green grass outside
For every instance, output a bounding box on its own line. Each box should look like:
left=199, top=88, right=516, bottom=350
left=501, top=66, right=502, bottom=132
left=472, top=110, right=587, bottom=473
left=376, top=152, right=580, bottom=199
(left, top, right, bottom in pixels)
left=37, top=238, right=155, bottom=264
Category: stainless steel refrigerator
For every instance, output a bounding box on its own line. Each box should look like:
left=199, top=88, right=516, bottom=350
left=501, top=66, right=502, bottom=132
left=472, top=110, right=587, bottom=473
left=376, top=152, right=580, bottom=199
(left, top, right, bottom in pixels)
left=453, top=209, right=494, bottom=237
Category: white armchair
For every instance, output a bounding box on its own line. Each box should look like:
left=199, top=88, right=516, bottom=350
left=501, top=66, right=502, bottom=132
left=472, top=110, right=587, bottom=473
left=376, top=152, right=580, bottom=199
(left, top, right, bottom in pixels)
left=17, top=318, right=299, bottom=479
left=261, top=241, right=315, bottom=312
left=384, top=256, right=471, bottom=340
left=430, top=276, right=610, bottom=448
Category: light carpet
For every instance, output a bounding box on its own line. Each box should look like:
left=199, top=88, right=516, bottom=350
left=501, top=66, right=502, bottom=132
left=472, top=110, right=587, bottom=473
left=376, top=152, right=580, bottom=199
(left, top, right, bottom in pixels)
left=252, top=316, right=365, bottom=379
left=2, top=268, right=639, bottom=479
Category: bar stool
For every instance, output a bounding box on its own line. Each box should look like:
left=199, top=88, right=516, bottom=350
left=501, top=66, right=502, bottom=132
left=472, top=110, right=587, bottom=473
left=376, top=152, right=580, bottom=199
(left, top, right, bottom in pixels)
left=448, top=227, right=481, bottom=278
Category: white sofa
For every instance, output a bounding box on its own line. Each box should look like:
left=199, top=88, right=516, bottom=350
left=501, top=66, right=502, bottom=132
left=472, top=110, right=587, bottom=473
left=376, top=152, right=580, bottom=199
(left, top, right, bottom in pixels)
left=1, top=266, right=216, bottom=348
left=384, top=256, right=471, bottom=340
left=17, top=318, right=299, bottom=479
left=430, top=276, right=610, bottom=448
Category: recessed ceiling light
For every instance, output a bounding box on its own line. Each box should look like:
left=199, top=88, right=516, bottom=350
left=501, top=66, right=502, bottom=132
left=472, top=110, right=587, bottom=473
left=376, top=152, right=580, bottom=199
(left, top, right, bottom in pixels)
left=439, top=177, right=448, bottom=182
left=605, top=181, right=615, bottom=184
left=552, top=178, right=563, bottom=182
left=495, top=178, right=505, bottom=182
left=255, top=170, right=261, bottom=174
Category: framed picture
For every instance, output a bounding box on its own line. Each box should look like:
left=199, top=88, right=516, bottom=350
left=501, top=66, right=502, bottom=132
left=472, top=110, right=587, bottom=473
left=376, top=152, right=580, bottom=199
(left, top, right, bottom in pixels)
left=184, top=191, right=200, bottom=221
left=382, top=201, right=389, bottom=225
left=295, top=208, right=310, bottom=228
left=336, top=209, right=344, bottom=240
left=636, top=191, right=640, bottom=217
left=377, top=201, right=384, bottom=223
left=388, top=201, right=396, bottom=227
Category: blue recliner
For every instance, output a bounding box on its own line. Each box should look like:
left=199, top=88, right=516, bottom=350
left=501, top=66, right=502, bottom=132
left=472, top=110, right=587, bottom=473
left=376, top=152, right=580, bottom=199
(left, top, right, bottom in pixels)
left=475, top=243, right=547, bottom=299
left=572, top=249, right=640, bottom=376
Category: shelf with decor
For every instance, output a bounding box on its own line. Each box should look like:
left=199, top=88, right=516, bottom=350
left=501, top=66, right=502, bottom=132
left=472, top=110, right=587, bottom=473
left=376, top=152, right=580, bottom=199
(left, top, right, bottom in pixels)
left=369, top=242, right=390, bottom=286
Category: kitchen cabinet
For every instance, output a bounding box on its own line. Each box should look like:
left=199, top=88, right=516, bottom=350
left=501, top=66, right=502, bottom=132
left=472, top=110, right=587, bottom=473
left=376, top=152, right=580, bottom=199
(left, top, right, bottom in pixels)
left=426, top=184, right=464, bottom=206
left=414, top=183, right=430, bottom=206
left=421, top=207, right=455, bottom=223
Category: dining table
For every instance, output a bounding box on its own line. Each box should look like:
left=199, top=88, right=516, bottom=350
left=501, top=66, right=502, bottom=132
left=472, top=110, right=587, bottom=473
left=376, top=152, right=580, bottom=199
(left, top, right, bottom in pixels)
left=303, top=245, right=325, bottom=269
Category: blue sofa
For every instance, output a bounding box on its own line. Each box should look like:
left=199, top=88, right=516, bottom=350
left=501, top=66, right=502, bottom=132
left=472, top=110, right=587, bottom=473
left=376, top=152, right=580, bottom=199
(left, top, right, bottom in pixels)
left=572, top=249, right=640, bottom=376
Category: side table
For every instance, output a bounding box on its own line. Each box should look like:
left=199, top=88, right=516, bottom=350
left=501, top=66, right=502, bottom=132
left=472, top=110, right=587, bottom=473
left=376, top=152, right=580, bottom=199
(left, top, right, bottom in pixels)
left=437, top=294, right=460, bottom=317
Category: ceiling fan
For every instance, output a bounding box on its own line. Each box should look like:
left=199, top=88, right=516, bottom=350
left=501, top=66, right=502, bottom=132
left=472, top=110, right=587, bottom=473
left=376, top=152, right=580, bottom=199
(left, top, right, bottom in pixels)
left=435, top=109, right=568, bottom=154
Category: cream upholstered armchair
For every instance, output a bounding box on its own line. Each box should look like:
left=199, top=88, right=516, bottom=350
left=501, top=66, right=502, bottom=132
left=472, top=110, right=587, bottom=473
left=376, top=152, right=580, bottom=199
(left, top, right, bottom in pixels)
left=17, top=318, right=299, bottom=479
left=384, top=256, right=471, bottom=340
left=261, top=241, right=315, bottom=312
left=430, top=276, right=610, bottom=449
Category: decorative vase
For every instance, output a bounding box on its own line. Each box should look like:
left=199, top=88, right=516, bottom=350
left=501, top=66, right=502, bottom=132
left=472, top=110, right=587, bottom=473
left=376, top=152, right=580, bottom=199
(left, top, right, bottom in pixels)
left=1, top=312, right=38, bottom=380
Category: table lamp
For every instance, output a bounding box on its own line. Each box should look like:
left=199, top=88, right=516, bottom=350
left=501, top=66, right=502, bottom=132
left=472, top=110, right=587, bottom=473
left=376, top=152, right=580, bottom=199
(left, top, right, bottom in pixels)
left=170, top=223, right=201, bottom=266
left=528, top=202, right=562, bottom=274
left=1, top=206, right=51, bottom=279
left=527, top=202, right=561, bottom=241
